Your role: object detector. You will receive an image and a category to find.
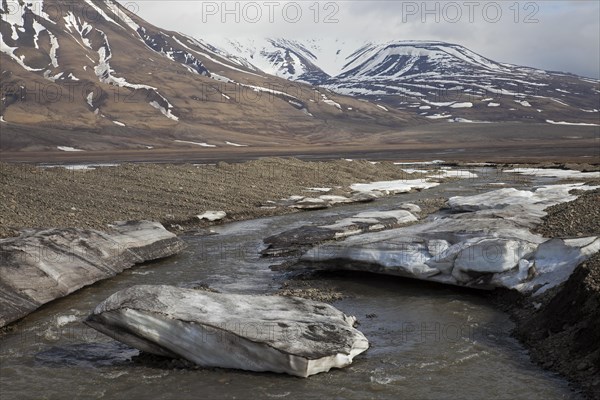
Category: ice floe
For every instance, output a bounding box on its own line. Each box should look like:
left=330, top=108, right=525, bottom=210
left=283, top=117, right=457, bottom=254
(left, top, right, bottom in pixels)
left=425, top=114, right=452, bottom=119
left=282, top=183, right=599, bottom=295
left=505, top=168, right=600, bottom=180
left=394, top=160, right=445, bottom=165
left=0, top=222, right=185, bottom=327
left=449, top=102, right=473, bottom=108
left=350, top=179, right=440, bottom=194
left=85, top=285, right=369, bottom=377
left=264, top=206, right=421, bottom=256
left=197, top=211, right=227, bottom=221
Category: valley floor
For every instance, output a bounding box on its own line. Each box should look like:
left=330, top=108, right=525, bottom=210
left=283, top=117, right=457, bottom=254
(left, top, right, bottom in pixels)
left=1, top=122, right=599, bottom=164
left=1, top=157, right=599, bottom=398
left=0, top=158, right=430, bottom=238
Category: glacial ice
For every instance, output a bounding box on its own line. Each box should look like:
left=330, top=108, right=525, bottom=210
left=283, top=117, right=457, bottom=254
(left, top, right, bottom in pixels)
left=291, top=184, right=599, bottom=295
left=85, top=285, right=369, bottom=377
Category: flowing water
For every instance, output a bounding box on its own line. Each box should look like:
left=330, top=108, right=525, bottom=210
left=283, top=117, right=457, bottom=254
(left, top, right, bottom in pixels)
left=0, top=170, right=580, bottom=399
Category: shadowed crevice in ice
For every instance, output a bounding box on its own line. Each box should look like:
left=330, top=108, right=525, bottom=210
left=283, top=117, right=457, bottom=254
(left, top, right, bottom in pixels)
left=85, top=285, right=369, bottom=378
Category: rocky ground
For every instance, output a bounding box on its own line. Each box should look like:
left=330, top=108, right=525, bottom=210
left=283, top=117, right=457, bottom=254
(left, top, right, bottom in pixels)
left=0, top=158, right=428, bottom=238
left=2, top=158, right=599, bottom=394
left=494, top=188, right=600, bottom=399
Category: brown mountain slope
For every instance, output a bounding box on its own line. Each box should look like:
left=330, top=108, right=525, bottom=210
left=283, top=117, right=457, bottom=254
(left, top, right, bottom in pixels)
left=0, top=0, right=419, bottom=151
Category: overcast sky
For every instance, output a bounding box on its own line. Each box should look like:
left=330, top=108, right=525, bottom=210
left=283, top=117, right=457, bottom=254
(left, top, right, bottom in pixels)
left=125, top=1, right=600, bottom=78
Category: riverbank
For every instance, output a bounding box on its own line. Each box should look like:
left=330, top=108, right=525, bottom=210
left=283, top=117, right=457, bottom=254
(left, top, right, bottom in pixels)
left=494, top=188, right=600, bottom=399
left=0, top=158, right=427, bottom=238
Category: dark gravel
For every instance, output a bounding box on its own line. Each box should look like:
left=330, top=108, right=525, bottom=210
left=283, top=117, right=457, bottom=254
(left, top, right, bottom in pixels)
left=499, top=188, right=600, bottom=399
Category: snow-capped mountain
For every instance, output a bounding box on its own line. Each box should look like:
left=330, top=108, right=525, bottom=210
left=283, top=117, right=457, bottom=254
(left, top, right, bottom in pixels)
left=210, top=37, right=363, bottom=84
left=215, top=38, right=600, bottom=124
left=1, top=2, right=598, bottom=152
left=0, top=1, right=413, bottom=151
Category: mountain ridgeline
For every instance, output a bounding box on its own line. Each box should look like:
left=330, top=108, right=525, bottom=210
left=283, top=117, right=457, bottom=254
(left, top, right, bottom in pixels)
left=0, top=1, right=598, bottom=151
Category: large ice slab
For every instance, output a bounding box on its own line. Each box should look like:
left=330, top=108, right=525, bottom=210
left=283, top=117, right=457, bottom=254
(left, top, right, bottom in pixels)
left=505, top=168, right=600, bottom=180
left=281, top=184, right=599, bottom=295
left=263, top=206, right=419, bottom=257
left=85, top=285, right=369, bottom=377
left=350, top=179, right=439, bottom=194
left=0, top=221, right=185, bottom=327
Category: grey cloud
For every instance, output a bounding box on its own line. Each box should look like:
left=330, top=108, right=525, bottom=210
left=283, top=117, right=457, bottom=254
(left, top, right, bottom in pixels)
left=130, top=1, right=600, bottom=78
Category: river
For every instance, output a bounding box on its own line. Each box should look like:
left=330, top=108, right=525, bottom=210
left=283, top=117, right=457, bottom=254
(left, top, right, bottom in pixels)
left=0, top=169, right=579, bottom=399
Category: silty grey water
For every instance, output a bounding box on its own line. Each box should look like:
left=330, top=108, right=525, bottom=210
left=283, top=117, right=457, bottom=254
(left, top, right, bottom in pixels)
left=0, top=169, right=580, bottom=399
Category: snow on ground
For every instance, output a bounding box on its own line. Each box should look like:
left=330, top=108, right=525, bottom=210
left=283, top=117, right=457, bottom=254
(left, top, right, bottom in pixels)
left=174, top=140, right=216, bottom=147
left=450, top=118, right=491, bottom=124
left=505, top=168, right=600, bottom=180
left=514, top=100, right=531, bottom=107
left=39, top=163, right=120, bottom=171
left=306, top=188, right=332, bottom=193
left=488, top=102, right=500, bottom=107
left=112, top=121, right=125, bottom=126
left=0, top=33, right=44, bottom=71
left=546, top=120, right=599, bottom=127
left=225, top=141, right=248, bottom=147
left=57, top=146, right=84, bottom=152
left=428, top=169, right=479, bottom=179
left=426, top=114, right=452, bottom=119
left=376, top=104, right=389, bottom=111
left=449, top=102, right=473, bottom=108
left=104, top=0, right=140, bottom=31
left=86, top=92, right=94, bottom=107
left=210, top=74, right=232, bottom=83
left=399, top=169, right=478, bottom=179
left=197, top=211, right=227, bottom=221
left=48, top=31, right=59, bottom=68
left=351, top=179, right=440, bottom=194
left=150, top=100, right=179, bottom=121
left=422, top=100, right=455, bottom=107
left=84, top=0, right=121, bottom=27
left=551, top=98, right=570, bottom=107
left=394, top=160, right=445, bottom=165
left=320, top=94, right=342, bottom=110
left=177, top=35, right=262, bottom=77
left=448, top=183, right=598, bottom=213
